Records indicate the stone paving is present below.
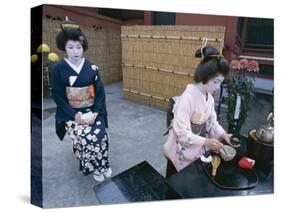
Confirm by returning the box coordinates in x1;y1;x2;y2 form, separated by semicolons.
42;82;168;208
40;82;273;208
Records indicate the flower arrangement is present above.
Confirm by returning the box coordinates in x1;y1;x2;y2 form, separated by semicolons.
31;43;59;65
31;43;60;97
226;58;259;134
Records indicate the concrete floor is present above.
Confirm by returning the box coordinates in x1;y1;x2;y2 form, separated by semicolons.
42;82;168;208
40;82;273;208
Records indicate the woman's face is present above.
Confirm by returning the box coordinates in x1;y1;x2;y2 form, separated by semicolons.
203;74;224;94
65;40;83;62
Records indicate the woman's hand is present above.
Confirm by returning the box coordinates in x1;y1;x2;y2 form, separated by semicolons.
204;138;223;152
220;133;240;148
74;112;85;125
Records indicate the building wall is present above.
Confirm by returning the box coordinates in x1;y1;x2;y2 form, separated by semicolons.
43;5;122;30
42;5;122;85
143;12;238;61
44;5;273;87
176;13;239;61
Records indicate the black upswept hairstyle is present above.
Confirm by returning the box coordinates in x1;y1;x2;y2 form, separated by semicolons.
55;20;88;51
194;46;229;84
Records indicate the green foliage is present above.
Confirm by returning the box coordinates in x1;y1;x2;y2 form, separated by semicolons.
227;72;255;133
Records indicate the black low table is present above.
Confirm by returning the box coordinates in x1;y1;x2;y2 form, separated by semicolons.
201;153;258;190
166;135;273;198
94;161;181;204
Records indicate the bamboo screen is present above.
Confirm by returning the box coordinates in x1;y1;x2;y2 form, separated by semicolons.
42;17;122;85
121;25;225;109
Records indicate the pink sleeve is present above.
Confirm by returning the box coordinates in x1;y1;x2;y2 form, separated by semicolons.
172;91;206;158
207;98;226;140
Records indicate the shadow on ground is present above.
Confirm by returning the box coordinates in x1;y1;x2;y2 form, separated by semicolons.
40;82;273;208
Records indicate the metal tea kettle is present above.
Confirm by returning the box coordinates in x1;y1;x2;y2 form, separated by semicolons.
256;112;274;144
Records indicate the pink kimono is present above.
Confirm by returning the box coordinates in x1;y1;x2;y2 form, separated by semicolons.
163;84;225;171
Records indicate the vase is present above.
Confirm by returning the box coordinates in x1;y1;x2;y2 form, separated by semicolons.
228;122;242;135
227;94;243;134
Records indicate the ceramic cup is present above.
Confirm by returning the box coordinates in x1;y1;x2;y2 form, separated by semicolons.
220;145;237;161
231;136;241;145
238;156;255;169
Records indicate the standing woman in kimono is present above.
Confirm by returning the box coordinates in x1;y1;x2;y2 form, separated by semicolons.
52;20;111;182
164;46;238;177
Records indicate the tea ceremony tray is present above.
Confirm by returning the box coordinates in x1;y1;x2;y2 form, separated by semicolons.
201;153;258;190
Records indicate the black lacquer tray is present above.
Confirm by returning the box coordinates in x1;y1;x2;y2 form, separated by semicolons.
201;153;258;190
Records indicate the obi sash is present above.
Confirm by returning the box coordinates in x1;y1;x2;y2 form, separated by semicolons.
190;122;206;136
66;85;95;108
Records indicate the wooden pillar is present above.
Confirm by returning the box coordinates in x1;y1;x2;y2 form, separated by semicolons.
143;11;153;25
223;16;239;61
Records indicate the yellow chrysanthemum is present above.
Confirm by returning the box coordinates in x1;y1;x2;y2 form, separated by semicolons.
36;43;50;53
31;54;38;63
48;52;59;62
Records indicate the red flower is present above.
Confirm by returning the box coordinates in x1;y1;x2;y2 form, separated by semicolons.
248;60;259;73
230;60;240;70
239;59;249;70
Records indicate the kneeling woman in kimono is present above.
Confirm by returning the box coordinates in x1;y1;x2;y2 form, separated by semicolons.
52;20;111;182
164;46;238;177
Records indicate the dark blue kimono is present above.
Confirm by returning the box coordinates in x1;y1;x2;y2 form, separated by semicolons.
52;59;108;140
52;59;109;175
